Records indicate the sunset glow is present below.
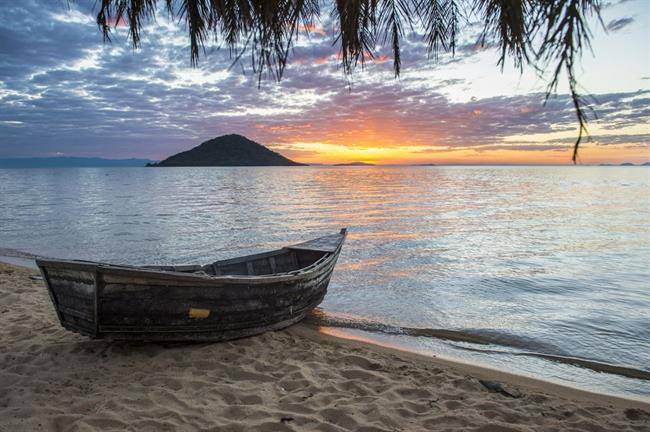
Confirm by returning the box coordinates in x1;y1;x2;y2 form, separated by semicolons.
271;141;648;166
267;119;650;165
0;1;648;165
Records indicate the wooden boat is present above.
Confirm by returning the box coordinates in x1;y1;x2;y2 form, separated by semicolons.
36;228;347;341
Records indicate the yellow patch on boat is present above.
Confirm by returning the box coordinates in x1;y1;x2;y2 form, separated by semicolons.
189;308;210;319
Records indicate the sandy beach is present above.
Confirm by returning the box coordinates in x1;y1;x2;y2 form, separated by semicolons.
0;261;648;432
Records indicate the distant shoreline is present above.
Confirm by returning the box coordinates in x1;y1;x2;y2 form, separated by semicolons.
0;157;155;168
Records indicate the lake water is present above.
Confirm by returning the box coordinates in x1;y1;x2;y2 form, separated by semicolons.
0;166;648;399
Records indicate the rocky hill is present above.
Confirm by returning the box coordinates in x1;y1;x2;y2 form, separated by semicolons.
148;134;303;167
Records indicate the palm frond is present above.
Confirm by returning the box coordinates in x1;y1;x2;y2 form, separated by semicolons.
416;0;459;59
534;0;601;162
475;0;530;70
377;0;412;76
334;0;378;74
91;0;604;162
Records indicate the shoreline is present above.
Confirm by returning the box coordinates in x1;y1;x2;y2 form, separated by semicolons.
304;311;650;383
296;326;649;410
1;257;649;408
1;260;648;430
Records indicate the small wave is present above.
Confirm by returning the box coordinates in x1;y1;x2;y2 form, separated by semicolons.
0;248;39;259
306;309;650;381
454;345;650;381
306;309;559;351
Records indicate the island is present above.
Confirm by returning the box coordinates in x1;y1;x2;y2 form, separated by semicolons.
333;161;375;166
147;134;304;167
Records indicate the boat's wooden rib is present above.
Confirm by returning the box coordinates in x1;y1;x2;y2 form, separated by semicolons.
36;228;347;341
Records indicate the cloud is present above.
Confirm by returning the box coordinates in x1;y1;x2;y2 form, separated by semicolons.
606;17;635;32
0;0;647;162
472;144;568;152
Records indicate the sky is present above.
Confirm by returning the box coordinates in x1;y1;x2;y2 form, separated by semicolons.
0;0;648;165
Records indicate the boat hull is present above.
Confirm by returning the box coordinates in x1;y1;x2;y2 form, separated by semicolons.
37;230;345;341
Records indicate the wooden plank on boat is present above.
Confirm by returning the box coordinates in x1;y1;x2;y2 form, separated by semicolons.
287;233;344;253
100;288;327;333
94;269;102;336
46;268;95;284
213;249;285;266
173;264;203;272
59;305;95;321
268;256;277;273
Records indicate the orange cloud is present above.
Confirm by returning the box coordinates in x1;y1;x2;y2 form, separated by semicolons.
249;88;649;166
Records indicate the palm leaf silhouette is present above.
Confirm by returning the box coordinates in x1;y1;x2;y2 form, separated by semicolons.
93;0;604;162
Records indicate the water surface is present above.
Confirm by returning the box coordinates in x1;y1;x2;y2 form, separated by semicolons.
0;166;648;398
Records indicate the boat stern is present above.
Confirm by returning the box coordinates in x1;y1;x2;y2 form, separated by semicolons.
36;258;100;337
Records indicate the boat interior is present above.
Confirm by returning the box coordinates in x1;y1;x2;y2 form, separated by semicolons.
142;230;345;277
208;247;329;276
144;247;329;277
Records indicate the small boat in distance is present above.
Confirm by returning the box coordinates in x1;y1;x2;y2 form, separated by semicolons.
36;229;347;341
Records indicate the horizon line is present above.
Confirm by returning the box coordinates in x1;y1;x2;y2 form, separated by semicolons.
0;155;647;168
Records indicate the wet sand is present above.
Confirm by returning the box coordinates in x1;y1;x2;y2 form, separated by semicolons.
0;261;648;431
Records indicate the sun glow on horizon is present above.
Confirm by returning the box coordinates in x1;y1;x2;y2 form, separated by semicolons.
272;138;650;166
261;91;650;166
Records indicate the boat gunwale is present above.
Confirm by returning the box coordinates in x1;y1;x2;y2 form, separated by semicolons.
35;229;347;285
